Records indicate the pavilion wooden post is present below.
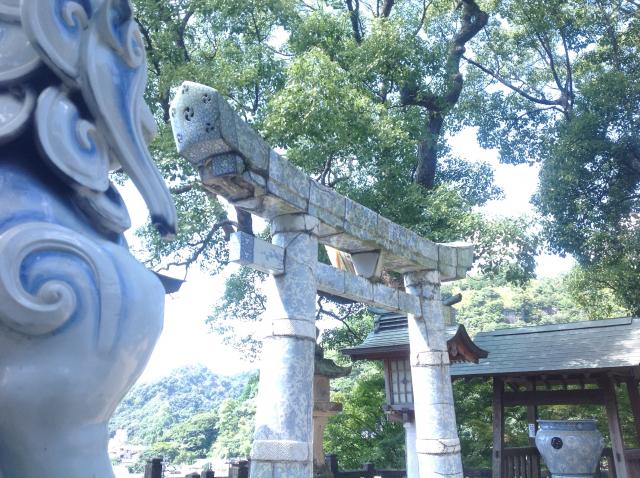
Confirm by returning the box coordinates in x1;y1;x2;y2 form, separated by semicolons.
601;377;630;478
525;381;538;448
525;381;540;478
625;378;640;445
492;377;504;478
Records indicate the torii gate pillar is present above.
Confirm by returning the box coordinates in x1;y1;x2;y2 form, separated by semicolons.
404;270;462;477
250;214;319;478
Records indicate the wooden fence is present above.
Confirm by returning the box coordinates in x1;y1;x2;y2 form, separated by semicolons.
625;448;640;477
463;468;492;478
325;454;492;478
325;455;405;478
143;447;631;478
227;460;249;478
143;458;217;478
501;447;541;478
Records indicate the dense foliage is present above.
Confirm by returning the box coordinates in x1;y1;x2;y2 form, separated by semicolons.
447;272;628;335
325;364;405;469
109;366;247;446
462;0;640;313
130;0;542;313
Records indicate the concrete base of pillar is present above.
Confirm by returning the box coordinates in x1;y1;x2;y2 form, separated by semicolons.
250;461;312;478
417;454;463;478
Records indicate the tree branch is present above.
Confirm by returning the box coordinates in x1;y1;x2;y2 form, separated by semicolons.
156;220;237;274
463;55;562;106
176;5;196;62
412;0;432;36
400;87;445;111
403;0;488;190
170;183;195;195
316;297;365;343
559;28;574;110
381;0;394;18
535;33;564;93
136;18;161;76
252;83;261;115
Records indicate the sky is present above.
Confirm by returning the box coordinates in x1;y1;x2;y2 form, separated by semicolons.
120;127;575;383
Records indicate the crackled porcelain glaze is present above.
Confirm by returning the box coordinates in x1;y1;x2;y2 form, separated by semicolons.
535;420;605;478
0;1;175;477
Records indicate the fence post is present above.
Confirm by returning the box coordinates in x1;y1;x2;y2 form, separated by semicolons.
144;457;163;478
238;460;250;478
363;463;375;478
325;454;339;476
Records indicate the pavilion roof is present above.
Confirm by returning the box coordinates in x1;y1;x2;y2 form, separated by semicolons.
342;315;640;378
342;313;488;363
452;316;640;378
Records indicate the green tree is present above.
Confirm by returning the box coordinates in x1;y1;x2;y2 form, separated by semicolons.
453;378;493;469
164;411;219;463
325;365;405;469
131;0;292;273
211;373;259;458
462;0;639;313
208;267;267;361
457;286;507;333
564;266;632;320
129;0;540;285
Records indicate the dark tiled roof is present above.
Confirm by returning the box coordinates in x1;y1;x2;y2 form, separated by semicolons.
342;313;487;362
452;317;640;377
342;314;412;355
342;315;640;377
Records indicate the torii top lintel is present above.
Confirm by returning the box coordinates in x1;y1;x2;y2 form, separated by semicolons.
170;81;473;281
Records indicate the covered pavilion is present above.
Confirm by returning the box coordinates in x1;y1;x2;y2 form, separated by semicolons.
343;315;640;478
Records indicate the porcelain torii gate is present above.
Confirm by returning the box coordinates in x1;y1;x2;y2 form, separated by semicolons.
171;82;474;478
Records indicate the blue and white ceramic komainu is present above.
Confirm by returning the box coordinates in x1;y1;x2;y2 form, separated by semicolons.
0;1;176;477
535;419;605;478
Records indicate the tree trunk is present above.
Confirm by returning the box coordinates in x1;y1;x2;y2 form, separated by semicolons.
401;0;488;191
415;114;444;189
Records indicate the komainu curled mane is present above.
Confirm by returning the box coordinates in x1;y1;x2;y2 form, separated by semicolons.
0;2;175;477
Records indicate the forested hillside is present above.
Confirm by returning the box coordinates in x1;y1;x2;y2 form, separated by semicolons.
109;365;252;454
448;273;628;335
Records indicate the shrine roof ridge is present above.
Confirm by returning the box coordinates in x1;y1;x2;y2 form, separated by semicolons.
474;316;633;336
170;81;473;280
